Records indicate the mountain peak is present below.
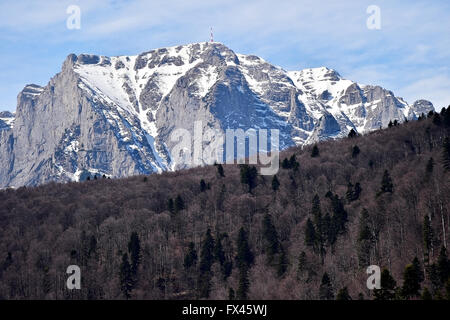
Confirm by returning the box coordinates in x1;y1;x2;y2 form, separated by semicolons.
0;110;15;130
291;67;342;82
20;84;44;98
0;111;14;118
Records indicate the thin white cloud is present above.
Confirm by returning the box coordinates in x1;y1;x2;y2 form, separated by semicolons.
0;1;105;30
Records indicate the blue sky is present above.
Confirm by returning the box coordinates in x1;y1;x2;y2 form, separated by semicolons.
0;0;449;112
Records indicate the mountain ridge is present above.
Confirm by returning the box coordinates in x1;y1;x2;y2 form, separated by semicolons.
0;42;434;187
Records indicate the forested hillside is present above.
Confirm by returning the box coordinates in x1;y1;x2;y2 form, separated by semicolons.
0;108;449;300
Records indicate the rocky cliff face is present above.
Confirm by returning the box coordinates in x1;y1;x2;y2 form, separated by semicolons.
0;42;434;187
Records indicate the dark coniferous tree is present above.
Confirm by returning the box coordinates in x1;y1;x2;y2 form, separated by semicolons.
183;242;198;269
426;157;434;174
441;106;450;126
199;229;215;272
262;214;280;264
352;145;360;158
42;266;51;295
357;209;372;267
304;218;316;248
374;269;397;300
200;179;207;192
445;279;450;300
432;113;442;125
423;215;433;263
119;253;133;299
427;263;441;293
311;145;319;157
214;235;225;266
346;182;361;202
330;194;348;235
128;232;141;277
421;287;432;300
323;212;336;246
336;287;352;300
277;244;288;277
346;182;354;202
401;263;421;299
198;229;215;298
353;183;362;200
167;198;174;213
216;184;226;211
236;228;254;269
311;194;322;225
289;154;299;171
236;228;253;300
228;288;235;300
348;129;357;138
89;235;97;258
217;163;225;177
443;137;450;171
174;195;185;213
1;252;12;275
271;175;280;191
412;257;424;284
319;272;334;300
215;233;233;280
237;265;250;300
379;170;394;194
240;165;258;193
437;246;450;285
281;158;290;169
310;194;326;258
297;251;307;276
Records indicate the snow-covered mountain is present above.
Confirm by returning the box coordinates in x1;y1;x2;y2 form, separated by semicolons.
0;42;433;187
